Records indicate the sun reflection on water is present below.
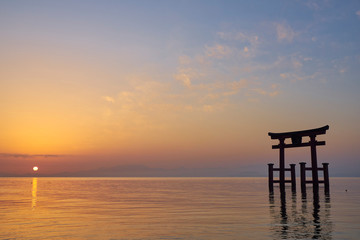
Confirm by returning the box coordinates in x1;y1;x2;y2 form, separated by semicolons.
32;178;37;209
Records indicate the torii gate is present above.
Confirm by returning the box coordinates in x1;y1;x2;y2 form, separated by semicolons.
268;125;330;194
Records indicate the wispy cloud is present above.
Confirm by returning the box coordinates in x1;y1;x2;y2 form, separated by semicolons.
102;96;115;103
339;68;347;74
174;72;192;89
217;31;259;45
0;153;66;158
251;84;279;97
171;30;286;109
279;72;320;82
229;79;248;91
202;105;215;113
305;0;320;10
222;79;248;96
275;22;296;42
217;31;259;58
292;58;303;69
356;10;360;17
304;0;332;11
107;24;312;123
205;44;231;58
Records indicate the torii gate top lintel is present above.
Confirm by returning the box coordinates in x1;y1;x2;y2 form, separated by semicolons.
268;125;329;149
268;125;329;139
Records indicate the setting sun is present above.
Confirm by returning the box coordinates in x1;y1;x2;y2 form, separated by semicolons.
33;166;38;172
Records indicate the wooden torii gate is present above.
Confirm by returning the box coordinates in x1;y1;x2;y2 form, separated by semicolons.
268;125;330;194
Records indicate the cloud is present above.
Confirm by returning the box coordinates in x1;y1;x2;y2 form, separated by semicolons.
279;72;320;82
254;54;311;75
102;96;115;103
205;44;231;58
184;105;193;111
275;22;296;42
217;31;259;58
201;102;228;113
292;58;303;69
250;84;280;98
304;0;332;11
357;10;360;17
305;1;320;10
203;105;214;112
217;32;259;45
280;73;288;79
174;72;192;89
101;79;183;135
252;88;279;97
115;80;186;115
178;55;192;65
222;80;247;96
0;153;65;158
229;79;248;91
171;29;294;109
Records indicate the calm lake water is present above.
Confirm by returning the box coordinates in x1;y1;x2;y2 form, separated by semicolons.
0;177;359;239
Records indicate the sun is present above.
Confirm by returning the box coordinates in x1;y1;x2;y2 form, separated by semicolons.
33;166;39;172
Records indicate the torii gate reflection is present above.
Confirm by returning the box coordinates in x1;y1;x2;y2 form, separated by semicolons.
268;125;330;194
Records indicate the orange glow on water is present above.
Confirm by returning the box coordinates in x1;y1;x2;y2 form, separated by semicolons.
31;178;37;209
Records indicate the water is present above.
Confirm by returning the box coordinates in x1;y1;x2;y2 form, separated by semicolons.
0;177;359;239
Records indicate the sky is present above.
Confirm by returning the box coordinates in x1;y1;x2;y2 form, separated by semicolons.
1;0;360;176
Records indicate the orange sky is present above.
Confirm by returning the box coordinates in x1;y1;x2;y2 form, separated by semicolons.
1;1;360;176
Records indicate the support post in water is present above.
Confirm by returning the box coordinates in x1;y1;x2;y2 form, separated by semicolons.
310;135;319;194
323;163;330;194
300;162;306;194
267;125;330;194
268;163;274;193
290;164;296;193
279;138;285;192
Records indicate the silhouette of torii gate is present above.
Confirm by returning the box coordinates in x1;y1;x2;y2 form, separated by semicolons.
268;125;330;194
